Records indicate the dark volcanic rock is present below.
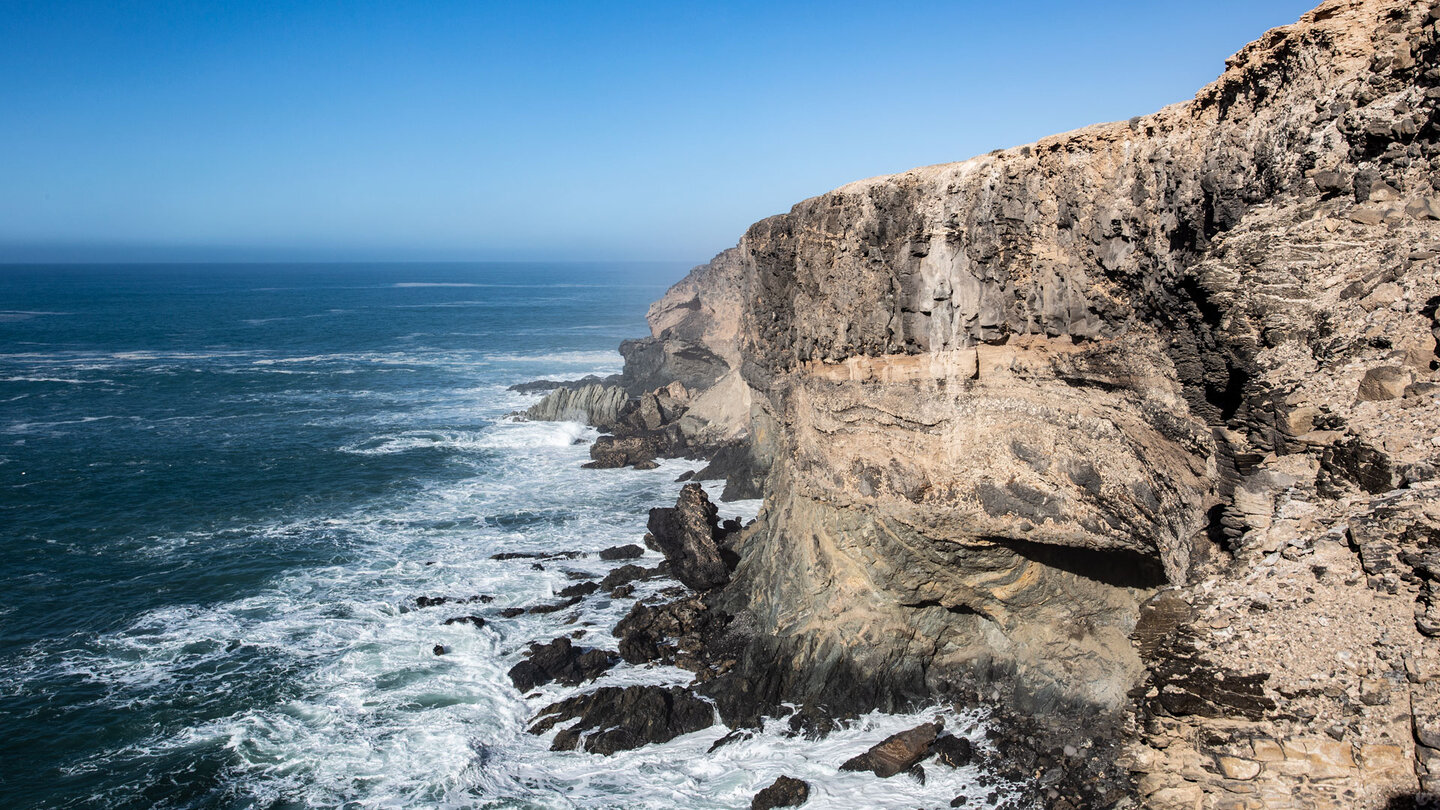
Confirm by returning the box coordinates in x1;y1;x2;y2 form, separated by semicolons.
600;564;653;590
839;721;943;778
646;484;732;590
498;607;526;618
528;596;583;614
750;775;810;809
507;374;616;395
930;734;974;768
694;440;769;501
506;637;615;691
529;685;715;754
613;594;729;667
598;544;645;560
414;595;487;609
442;615;486;628
557;581;599;598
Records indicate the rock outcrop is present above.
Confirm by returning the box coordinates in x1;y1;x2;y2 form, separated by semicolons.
528;685;715;754
598;0;1440;806
519;382;629;427
645;483;736;590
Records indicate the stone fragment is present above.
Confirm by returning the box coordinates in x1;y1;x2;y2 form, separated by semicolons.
1358;366;1413;401
1408;196;1440;220
1349;207;1386;225
1312;169;1346;194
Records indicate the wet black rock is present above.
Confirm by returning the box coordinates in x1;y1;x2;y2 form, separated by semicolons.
600;563;652;590
432;645;447;655
498;607;526;618
414;595;488;609
646;484;732;590
507;374;617;395
527;596;582;614
442;615;486;628
557;581;599;598
692;440;769;501
930;734;974;768
529;685;715;754
491;551;583;561
838;721;942;778
609;583;636;599
613;594;730;668
598;544;644;560
506;637;615;691
708;728;754;753
750;775;810;809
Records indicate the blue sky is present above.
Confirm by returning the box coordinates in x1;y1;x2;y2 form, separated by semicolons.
1;1;1319;264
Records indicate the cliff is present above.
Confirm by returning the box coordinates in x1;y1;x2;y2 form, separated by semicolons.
603;0;1440;806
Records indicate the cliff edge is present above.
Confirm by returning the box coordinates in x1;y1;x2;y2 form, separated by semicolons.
607;1;1440;806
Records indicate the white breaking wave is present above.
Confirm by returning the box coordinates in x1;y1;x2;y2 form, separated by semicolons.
0;369;1021;808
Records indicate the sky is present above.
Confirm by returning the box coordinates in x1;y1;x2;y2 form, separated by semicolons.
0;0;1321;265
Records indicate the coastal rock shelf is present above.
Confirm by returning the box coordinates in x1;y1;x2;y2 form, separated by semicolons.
511;0;1440;806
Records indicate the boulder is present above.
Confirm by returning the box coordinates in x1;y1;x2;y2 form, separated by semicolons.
529;685;715;754
839;721;943;778
1357;365;1412;401
750;775;810;809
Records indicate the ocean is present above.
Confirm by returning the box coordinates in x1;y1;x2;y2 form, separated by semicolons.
0;264;1004;809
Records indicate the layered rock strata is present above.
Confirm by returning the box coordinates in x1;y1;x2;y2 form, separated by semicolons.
564;0;1440;806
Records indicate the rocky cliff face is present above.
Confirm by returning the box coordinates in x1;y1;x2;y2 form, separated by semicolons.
614;0;1440;806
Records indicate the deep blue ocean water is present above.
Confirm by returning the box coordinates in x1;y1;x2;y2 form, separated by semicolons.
0;264;1007;810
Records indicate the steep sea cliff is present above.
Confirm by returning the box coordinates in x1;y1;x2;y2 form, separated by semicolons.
536;1;1440;806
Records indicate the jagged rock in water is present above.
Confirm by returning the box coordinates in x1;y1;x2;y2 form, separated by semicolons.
599;563;654;590
519;383;629;427
839;721;943;778
528;685;714;754
508;374;617;395
598;543;644;560
749;775;810;809
613;593;728;667
556;581;598;598
645;483;733;590
929;734;973;768
506;637;614;691
441;615;486;628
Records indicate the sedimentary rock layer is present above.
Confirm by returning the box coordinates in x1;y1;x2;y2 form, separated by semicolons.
610;0;1440;805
